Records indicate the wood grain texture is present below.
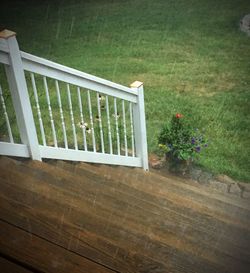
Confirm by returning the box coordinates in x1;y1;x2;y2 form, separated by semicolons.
0;156;249;273
0;29;16;39
0;220;116;273
0;255;34;273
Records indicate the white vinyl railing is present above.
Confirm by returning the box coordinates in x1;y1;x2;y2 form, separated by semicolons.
0;29;148;170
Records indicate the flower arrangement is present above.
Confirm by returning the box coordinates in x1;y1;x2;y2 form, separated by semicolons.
158;113;208;161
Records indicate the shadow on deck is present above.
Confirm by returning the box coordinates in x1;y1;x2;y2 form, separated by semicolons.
0;156;249;273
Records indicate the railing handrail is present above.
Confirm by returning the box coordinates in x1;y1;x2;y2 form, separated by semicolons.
21;51;138;103
0;37;138;103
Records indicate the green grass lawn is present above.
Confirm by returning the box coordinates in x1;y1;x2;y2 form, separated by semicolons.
1;0;250;181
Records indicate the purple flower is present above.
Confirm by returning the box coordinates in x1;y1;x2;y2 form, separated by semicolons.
195;146;201;152
191;137;196;144
204;143;208;147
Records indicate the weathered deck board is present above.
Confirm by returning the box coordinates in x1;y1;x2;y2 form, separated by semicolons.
0;220;117;273
0;156;249;273
0;255;34;273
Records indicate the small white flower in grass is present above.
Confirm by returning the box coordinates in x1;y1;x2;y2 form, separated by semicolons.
112;113;120;119
86;127;92;134
78;122;88;128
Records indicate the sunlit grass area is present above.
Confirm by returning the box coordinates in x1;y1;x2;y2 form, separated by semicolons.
0;0;250;181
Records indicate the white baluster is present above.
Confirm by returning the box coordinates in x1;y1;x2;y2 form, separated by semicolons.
96;93;105;153
77;87;87;151
55;80;68;149
105;95;113;154
114;98;120;155
129;102;135;157
30;73;46;146
66;84;78;150
0;83;14;143
87;90;96;152
43;76;57;147
122;100;128;156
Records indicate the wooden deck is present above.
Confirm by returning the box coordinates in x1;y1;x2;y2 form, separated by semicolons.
0;156;249;273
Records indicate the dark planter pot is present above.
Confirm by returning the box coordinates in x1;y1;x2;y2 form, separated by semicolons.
166;153;192;176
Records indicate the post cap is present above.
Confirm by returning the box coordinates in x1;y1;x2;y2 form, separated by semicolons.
0;29;16;39
130;81;143;88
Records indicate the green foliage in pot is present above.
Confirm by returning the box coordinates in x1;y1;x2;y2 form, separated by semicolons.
158;113;208;161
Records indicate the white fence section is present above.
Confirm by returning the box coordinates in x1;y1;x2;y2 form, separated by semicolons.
0;30;148;170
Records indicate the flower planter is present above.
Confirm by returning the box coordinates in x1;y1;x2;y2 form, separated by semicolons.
158;113;208;177
166;154;192;176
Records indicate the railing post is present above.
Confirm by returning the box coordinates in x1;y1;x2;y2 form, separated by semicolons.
130;81;148;171
0;30;41;160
